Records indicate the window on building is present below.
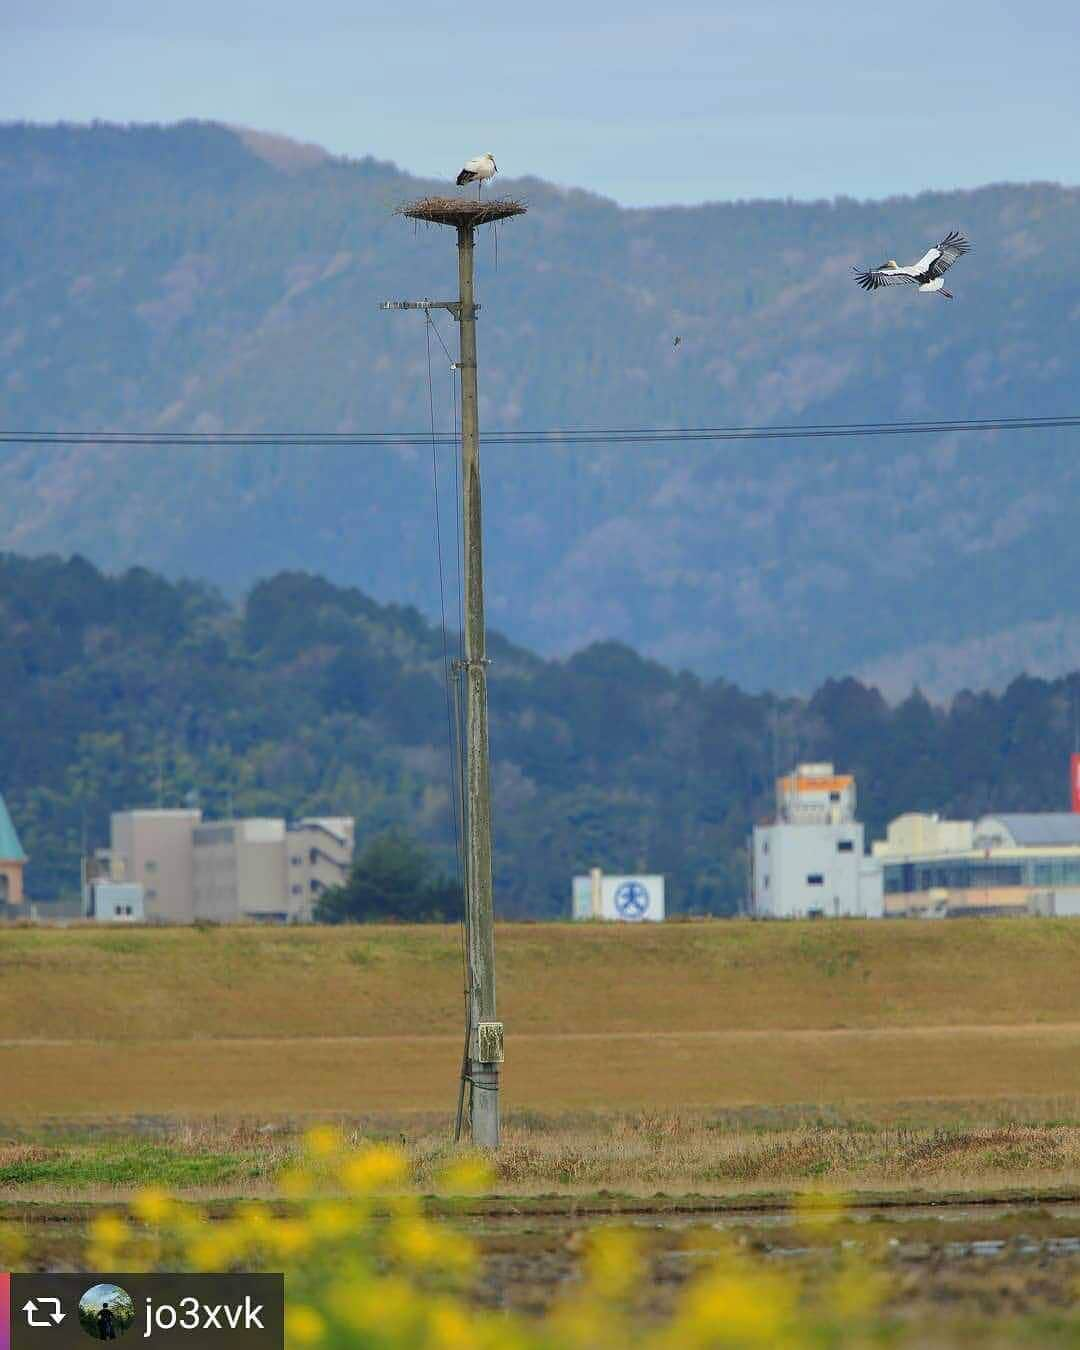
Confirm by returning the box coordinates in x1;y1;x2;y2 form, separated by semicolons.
807;874;824;886
829;791;840;802
290;855;303;866
763;875;770;888
291;885;302;895
146;889;157;900
145;861;158;873
310;879;323;893
837;840;854;853
762;841;769;855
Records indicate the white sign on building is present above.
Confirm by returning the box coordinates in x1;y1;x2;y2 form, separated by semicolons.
572;869;665;922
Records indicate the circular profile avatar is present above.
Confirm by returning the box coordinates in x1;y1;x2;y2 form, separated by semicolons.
79;1284;135;1341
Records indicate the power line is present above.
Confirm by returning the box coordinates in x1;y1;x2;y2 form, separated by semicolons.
1;412;1079;449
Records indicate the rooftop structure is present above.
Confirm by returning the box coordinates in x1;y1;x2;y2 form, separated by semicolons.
776;763;856;826
753;765;882;919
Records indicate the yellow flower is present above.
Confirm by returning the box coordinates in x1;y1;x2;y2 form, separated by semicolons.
188;1230;240;1272
391;1216;443;1265
582;1228;642;1301
827;1257;889;1320
278;1166;313;1200
425;1300;474;1350
308;1200;356;1239
329;1274;417;1337
339;1143;408;1194
269;1219;312;1259
285;1304;325;1346
389;1215;472;1273
89;1213;129;1249
304;1124;345;1159
235;1201;274;1241
436;1154;495;1195
0;1227;26;1266
678;1269;797;1346
131;1186;174;1224
793;1188;846;1231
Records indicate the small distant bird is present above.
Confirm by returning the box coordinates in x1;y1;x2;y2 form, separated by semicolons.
853;230;971;300
673;335;682;349
456;153;498;199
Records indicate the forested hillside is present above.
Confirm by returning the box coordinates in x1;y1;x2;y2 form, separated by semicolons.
2;121;1080;695
3;553;1078;914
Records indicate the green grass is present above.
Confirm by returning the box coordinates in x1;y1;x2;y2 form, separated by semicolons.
0;1141;265;1189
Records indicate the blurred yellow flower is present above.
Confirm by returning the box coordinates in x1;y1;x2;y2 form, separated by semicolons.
793;1189;846;1231
329;1274;416;1337
269;1219;313;1259
308;1200;355;1240
304;1124;345;1159
437;1154;495;1195
425;1300;473;1350
678;1269;797;1346
235;1201;274;1240
284;1304;325;1346
827;1257;889;1320
131;1187;174;1224
278;1166;313;1200
89;1213;129;1248
188;1230;240;1272
340;1143;408;1194
582;1228;642;1301
0;1226;26;1266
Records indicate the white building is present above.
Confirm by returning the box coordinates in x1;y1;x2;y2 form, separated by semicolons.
751;763;883;918
85;881;145;922
572;868;665;921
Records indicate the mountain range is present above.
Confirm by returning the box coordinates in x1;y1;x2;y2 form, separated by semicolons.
2;120;1079;696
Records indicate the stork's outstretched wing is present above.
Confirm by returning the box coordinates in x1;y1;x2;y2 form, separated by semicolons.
911;231;971;276
852;266;919;291
928;230;970;277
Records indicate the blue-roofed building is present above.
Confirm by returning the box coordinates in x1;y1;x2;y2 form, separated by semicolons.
874;809;1080;918
0;791;27;908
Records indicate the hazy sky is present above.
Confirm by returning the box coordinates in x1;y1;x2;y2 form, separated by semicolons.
3;0;1077;206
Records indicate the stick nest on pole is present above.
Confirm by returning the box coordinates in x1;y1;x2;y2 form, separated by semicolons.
398;196;527;228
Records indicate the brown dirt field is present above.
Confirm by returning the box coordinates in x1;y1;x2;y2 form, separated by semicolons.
4;920;1080;1119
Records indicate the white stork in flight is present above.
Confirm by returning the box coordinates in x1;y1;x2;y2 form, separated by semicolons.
853;231;971;299
456;153;497;199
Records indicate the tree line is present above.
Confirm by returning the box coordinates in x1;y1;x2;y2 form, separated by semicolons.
2;552;1078;917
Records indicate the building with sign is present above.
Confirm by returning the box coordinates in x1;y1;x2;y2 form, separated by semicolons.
751;763;883;918
572;868;665;922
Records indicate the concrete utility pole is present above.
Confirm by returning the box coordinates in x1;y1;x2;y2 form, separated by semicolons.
383;193;525;1148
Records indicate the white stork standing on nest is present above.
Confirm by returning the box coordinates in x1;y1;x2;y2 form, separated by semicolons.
853;231;971;299
456;152;497;199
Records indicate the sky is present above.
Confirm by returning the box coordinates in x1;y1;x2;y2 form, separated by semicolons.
2;0;1078;207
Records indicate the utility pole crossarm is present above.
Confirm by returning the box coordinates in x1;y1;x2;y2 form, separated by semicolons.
378;300;480;317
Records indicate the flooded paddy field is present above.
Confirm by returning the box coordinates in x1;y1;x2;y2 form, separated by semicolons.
11;1195;1080;1326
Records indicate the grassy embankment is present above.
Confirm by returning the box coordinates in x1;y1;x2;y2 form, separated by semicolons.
5;920;1080;1199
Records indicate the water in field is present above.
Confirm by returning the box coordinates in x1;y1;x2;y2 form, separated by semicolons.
10;1199;1080;1320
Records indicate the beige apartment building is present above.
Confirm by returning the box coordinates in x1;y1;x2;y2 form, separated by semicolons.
109;809;354;923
